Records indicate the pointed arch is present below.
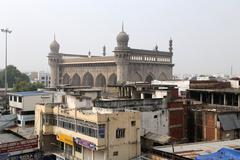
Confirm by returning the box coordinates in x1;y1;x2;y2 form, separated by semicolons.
108;73;117;85
71;73;81;86
133;71;143;82
159;72;168;81
145;74;154;83
95;73;106;87
63;73;70;85
82;72;94;87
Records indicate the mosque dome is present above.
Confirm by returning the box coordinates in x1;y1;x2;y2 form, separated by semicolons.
116;31;129;44
50;39;60;53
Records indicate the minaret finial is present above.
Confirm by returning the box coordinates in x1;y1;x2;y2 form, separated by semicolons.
169;37;173;53
122;21;124;32
88;50;91;58
103;45;106;56
54;33;56;41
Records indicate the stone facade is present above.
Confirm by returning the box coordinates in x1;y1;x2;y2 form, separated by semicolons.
48;27;174;87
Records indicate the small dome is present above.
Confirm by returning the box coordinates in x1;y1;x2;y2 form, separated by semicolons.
50;39;60;53
116;31;129;43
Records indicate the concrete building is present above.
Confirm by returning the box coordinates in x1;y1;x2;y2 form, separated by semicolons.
186;104;240;142
95;83;186;146
34;91;141;160
48;26;174;88
8;91;53;126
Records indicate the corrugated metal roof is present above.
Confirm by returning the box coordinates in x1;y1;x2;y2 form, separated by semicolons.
218;113;240;131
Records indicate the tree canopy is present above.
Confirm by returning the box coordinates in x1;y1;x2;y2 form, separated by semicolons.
13;81;44;92
0;65;29;88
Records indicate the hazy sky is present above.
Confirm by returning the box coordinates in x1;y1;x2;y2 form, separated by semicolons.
0;0;239;75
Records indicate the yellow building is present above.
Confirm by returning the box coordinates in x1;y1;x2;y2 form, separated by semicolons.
35;104;141;160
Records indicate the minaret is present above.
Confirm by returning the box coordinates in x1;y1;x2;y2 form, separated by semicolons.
48;35;61;88
114;23;130;82
169;38;173;53
103;45;106;56
88;50;91;57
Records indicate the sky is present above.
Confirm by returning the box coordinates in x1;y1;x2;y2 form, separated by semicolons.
0;0;239;75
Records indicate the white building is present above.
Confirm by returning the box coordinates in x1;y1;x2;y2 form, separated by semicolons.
28;71;51;87
8;91;53;126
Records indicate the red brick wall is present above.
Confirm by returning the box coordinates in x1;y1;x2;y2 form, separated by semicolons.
168;101;184;140
205;112;216;141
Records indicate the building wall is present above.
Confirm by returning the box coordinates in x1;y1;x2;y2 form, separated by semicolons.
168;102;184;140
128;63;172;81
204;112;217;141
141;109;169;136
23;95;52;111
60;64;117;86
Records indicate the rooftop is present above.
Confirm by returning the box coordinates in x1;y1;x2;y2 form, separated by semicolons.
188;88;240;94
8;91;51;97
154;139;240;159
5;126;36;139
0;133;23;144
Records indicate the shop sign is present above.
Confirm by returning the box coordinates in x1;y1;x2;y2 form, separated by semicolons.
74;137;96;150
57;134;73;145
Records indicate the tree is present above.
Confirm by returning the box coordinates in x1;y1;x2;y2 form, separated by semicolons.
13;81;44;92
0;65;29;88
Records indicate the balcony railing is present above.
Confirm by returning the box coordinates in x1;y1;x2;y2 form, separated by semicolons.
95;98;163;108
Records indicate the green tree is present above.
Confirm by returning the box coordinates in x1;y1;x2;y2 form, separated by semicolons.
0;65;29;88
13;81;44;92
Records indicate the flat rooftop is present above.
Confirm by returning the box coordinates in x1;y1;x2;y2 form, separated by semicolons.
6;126;36;139
188;88;240;94
154;139;240;159
0;133;23;144
8;91;51;97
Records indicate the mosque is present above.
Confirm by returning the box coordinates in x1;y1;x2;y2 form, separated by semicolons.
48;26;174;88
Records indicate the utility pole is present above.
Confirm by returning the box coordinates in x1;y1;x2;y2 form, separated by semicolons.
1;28;12;95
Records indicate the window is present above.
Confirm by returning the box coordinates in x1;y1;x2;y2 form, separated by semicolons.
65;144;73;155
98;124;105;138
25;120;34;125
116;128;125;138
154;115;158;118
10;96;12;101
75;145;82;153
17;120;21;124
18;97;22;103
14;96;17;102
113;151;118;156
131;121;136;126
